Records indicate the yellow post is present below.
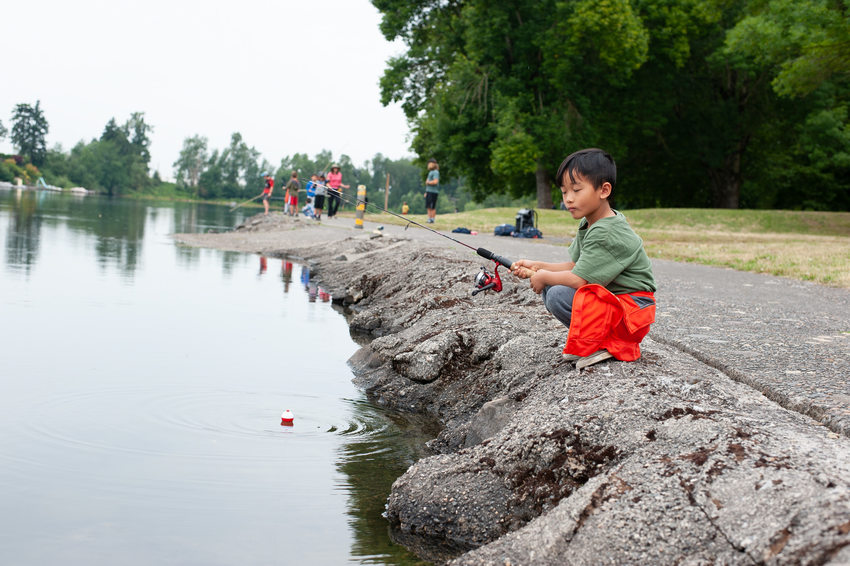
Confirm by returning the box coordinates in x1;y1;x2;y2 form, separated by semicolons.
384;172;390;211
355;184;366;229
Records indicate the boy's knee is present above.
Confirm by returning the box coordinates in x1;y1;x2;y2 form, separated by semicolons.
543;285;576;326
544;285;576;307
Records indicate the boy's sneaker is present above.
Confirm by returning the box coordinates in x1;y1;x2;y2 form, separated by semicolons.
562;353;581;362
575;349;613;370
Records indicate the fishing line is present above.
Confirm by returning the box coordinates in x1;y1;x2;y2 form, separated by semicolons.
317;181;479;252
319;182;516;293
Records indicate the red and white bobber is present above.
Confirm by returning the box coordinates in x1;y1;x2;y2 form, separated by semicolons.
280;409;294;426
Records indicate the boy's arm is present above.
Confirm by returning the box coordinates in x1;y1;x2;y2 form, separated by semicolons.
529;269;587;293
510;259;575;278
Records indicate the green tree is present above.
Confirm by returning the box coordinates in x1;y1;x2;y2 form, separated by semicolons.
220;133;261;198
374;0;648;208
0;118;7;141
126;112;153;166
374;0;849;210
195;133;262;198
277;152;320;180
198;149;224;198
96;118;136;195
715;0;850;210
59;114;155;196
173;135;209;193
722;0;850;98
10;101;49;166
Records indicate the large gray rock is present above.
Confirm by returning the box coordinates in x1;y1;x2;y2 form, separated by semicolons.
464;397;518;448
323;237;850;565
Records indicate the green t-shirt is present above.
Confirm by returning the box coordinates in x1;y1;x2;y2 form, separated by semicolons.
425;170;440;193
568;211;656;295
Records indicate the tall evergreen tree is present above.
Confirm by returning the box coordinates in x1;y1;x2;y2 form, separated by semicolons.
10;101;49;166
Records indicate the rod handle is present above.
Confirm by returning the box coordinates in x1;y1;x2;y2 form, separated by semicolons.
476;247;513;269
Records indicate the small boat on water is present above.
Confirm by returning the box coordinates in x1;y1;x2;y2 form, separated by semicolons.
68;187;90;195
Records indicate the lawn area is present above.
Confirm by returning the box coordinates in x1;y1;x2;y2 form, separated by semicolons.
366;207;850;289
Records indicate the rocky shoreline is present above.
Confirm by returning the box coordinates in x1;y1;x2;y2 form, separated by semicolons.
176;214;850;565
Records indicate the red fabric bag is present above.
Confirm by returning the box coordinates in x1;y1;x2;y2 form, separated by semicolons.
563;284;656;361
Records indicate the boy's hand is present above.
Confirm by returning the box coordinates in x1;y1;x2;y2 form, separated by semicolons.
510;259;538;279
529;270;549;294
512;266;536;279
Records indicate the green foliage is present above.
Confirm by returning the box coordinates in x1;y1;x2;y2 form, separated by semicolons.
722;0;850;97
10;101;49;166
0;157;40;184
196;133;262;199
557;0;649;78
373;0;655;208
373;0;850;211
0;118;7;140
126;112;153;165
0;159;19;183
129;180;185;199
35;112;156;196
173;135;209;192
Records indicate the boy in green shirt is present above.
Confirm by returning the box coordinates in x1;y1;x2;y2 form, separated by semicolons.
511;148;657;369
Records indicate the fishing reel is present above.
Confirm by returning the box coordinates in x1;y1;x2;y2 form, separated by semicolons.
472;264;504;296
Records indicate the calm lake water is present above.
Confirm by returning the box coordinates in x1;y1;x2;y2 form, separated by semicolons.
0;189;431;565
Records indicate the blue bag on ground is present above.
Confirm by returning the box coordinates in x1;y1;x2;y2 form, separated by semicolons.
452;227;472;234
512;226;543;238
494;223;514;236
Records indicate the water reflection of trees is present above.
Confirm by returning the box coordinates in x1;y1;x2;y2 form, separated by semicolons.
87;198;146;275
4;190;42;274
336;400;437;566
4;191;248;276
171;201;247;235
172;202;248;275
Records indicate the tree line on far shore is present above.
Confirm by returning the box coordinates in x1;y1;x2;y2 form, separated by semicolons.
0;102;480;214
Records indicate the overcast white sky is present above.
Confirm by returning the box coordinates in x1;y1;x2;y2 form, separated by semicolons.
0;0;412;179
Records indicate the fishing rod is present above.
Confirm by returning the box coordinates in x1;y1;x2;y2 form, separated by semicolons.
315;182;515;296
229;193;264;211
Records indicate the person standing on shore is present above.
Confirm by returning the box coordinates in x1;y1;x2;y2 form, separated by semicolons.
424;158;439;223
285;171;300;217
313;172;327;221
262;173;273;216
326;164;349;218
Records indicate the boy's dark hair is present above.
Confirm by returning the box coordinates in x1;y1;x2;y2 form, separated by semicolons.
556;148;616;191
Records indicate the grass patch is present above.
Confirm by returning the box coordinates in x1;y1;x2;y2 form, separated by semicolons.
364;207;850;289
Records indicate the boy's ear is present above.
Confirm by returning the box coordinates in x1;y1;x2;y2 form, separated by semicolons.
599;181;612;199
